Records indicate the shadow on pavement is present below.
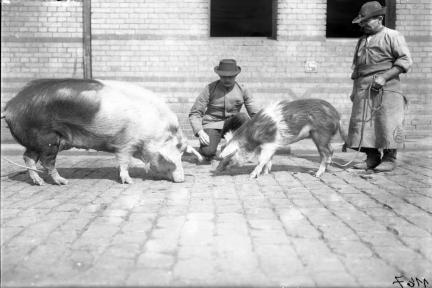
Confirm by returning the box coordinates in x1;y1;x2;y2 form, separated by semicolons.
211;164;313;177
181;155;200;164
6;166;176;185
299;154;358;168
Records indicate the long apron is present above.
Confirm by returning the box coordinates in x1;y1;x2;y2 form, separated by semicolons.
347;74;406;149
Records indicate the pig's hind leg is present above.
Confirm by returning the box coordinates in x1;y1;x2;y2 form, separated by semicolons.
310;131;333;178
23;150;44;185
263;160;273;175
39;145;68;185
250;143;277;178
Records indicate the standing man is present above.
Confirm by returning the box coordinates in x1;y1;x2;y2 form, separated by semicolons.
189;59;259;161
347;1;413;172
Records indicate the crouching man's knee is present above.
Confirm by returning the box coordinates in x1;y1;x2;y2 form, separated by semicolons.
199;145;218;159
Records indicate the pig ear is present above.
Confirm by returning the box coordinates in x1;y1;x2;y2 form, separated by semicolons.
219;141;238;159
224;130;234;142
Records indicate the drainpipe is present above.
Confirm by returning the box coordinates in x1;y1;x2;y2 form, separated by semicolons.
83;0;92;79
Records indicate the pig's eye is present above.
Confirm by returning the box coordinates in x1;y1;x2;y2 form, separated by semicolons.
176;143;182;149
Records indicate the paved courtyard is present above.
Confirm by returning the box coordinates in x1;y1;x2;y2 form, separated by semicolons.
1;145;431;287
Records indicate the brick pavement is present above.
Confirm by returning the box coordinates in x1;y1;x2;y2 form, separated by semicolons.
1;146;431;287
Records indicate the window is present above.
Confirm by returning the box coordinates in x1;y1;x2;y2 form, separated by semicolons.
210;0;276;38
326;0;395;38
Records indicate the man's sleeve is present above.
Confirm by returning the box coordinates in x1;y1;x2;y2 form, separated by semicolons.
189;86;210;136
351;38;362;70
392;32;413;73
243;89;260;118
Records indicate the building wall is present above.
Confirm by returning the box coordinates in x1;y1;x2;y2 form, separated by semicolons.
1;0;431;147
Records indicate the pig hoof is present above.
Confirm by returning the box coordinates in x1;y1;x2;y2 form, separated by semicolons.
249;171;259;179
121;176;134;184
53;176;69;185
31;176;45;186
263;161;272;174
314;171;323;178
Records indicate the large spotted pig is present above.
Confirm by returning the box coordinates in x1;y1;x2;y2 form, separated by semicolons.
217;99;347;178
2;79;201;185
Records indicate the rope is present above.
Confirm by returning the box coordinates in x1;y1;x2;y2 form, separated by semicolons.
1;156;44;173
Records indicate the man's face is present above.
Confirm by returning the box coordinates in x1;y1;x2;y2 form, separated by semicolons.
219;75;237;88
358;16;382;34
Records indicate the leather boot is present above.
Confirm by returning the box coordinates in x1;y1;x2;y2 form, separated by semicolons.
353;148;381;170
374;149;397;172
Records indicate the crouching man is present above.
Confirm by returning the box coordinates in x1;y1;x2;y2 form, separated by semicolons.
189;59;259;162
347;1;413;172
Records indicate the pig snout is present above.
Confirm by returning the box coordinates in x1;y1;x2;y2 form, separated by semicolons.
152;150;185;182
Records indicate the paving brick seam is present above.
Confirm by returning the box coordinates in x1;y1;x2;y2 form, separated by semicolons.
232;176;272;284
169;194;191;284
288;173;371;285
2;187;78;245
4;207;79;276
147;186;188;284
293;171;407;271
361;188;432;234
71;186;139;281
51;184;122;277
271;174;355;286
331;176;432;271
313;195;405;277
352;180;432;236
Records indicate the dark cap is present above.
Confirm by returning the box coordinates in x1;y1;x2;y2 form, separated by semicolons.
352;1;386;24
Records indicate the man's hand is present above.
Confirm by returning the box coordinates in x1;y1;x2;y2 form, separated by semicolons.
372;66;403;90
372;75;386;90
198;130;210;146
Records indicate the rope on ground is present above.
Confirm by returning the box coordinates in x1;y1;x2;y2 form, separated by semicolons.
1;156;44;173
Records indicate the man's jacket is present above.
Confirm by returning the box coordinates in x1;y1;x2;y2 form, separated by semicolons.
189;80;259;135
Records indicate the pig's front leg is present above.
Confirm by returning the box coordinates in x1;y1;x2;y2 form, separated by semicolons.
119;164;133;184
116;151;133;184
250;144;277;178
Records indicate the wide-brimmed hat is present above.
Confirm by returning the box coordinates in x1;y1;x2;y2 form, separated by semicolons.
352;1;386;24
214;59;241;76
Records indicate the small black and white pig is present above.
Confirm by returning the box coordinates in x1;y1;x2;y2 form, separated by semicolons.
217;99;347;178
